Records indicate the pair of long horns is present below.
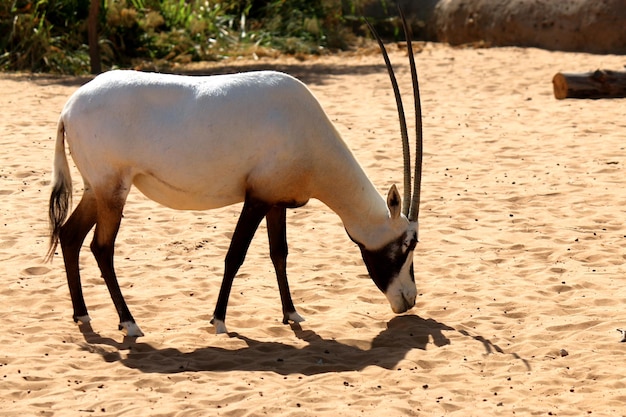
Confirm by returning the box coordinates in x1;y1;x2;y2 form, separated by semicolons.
366;8;423;223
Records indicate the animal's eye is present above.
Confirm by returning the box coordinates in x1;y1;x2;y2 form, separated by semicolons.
402;231;418;253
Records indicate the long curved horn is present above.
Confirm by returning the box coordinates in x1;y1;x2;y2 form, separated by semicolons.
398;8;423;223
365;18;412;218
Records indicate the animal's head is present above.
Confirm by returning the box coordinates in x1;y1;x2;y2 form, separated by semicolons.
356;185;418;313
363;9;423;314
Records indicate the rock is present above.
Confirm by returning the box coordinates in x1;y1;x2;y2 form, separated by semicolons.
432;0;626;54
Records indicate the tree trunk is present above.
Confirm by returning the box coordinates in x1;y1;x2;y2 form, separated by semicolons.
88;0;101;74
553;70;626;99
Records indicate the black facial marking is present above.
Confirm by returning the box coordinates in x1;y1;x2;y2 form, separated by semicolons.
356;231;417;293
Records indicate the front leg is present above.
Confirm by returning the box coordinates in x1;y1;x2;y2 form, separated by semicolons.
266;206;304;325
212;197;271;334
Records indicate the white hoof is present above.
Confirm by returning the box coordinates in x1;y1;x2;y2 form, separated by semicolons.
213;319;228;335
120;321;144;337
287;311;305;323
75;315;91;324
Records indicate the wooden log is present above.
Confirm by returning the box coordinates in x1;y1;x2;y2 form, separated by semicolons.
553;69;626;99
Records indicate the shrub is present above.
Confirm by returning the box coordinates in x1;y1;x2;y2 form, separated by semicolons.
0;0;397;74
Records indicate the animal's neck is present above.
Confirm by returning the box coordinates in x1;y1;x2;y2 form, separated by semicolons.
313;144;393;250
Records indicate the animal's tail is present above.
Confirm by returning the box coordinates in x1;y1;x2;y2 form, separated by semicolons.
46;117;72;262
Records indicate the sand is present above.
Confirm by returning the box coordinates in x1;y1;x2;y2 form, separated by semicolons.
1;44;626;416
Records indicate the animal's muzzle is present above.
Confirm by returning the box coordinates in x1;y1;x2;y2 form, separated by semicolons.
391;294;416;314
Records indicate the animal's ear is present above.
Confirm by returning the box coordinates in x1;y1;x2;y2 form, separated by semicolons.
387;184;402;219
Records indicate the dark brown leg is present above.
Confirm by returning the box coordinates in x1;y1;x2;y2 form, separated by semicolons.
89;186;143;336
211;196;271;334
266;206;303;324
59;191;97;323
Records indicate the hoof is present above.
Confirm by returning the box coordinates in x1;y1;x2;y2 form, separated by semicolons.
212;319;228;335
119;321;144;337
74;315;91;324
283;311;305;324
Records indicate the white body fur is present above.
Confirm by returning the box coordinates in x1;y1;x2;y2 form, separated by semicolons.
58;70;412;250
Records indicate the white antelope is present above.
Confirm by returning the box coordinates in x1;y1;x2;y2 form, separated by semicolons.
47;14;423;337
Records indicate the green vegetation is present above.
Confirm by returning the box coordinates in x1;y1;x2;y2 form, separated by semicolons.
0;0;401;74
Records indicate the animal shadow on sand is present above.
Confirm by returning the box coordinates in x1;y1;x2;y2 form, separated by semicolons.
78;315;530;375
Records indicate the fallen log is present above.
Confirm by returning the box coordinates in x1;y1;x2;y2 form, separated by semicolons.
553;69;626;99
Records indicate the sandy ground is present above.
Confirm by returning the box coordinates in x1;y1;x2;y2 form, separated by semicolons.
1;44;626;416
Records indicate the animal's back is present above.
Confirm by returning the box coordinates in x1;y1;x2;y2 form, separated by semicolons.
60;70;345;210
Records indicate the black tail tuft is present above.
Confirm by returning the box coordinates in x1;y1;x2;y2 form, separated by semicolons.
46;174;71;262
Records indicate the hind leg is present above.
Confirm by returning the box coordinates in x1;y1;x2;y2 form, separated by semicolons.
59;189;97;324
90;183;143;337
266;206;304;325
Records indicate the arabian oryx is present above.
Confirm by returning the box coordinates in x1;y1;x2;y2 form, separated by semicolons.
47;13;424;337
